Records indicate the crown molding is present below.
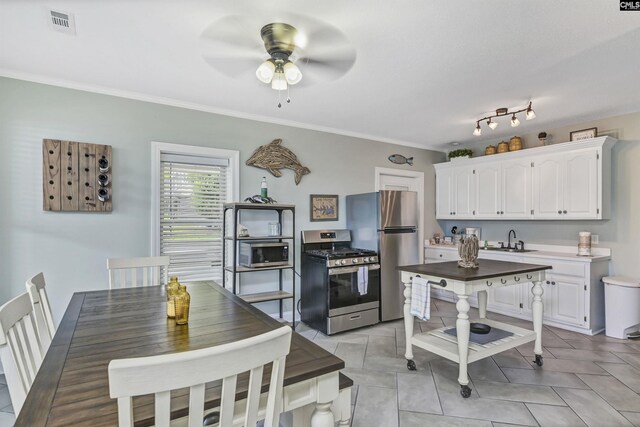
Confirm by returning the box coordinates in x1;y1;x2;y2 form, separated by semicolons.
0;69;433;151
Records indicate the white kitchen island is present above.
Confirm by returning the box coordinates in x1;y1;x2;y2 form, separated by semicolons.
397;259;551;397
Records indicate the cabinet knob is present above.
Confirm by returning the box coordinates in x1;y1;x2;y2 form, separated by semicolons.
546;280;550;284
501;211;504;214
558;210;562;214
439;254;443;257
563;210;567;214
497;211;500;214
552;281;556;285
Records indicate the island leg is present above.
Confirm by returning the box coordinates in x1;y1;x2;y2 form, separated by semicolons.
403;275;416;371
456;293;472;398
532;280;544;367
477;290;487;319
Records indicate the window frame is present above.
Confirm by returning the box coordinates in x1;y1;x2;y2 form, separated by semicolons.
150;141;239;258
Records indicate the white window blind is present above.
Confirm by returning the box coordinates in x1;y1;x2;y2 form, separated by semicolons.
159;153;229;282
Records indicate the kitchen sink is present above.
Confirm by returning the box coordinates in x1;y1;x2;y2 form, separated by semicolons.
481;247;538;253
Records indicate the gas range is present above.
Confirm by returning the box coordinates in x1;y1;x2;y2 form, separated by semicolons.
300;229;381;334
305;248;379;267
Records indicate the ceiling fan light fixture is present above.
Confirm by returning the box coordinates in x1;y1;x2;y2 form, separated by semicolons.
256;60;275;84
271;71;288;91
283;61;302;85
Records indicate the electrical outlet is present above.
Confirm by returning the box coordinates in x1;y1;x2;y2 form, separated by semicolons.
591;234;599;245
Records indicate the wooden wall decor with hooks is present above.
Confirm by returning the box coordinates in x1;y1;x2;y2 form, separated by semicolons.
43;139;112;212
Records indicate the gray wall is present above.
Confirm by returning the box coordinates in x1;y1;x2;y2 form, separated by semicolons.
0;77;444;321
440;111;640;278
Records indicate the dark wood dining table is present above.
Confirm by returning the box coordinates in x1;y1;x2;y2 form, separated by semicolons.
15;281;349;427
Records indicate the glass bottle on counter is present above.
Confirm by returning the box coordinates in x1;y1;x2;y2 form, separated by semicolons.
174;284;191;325
166;276;181;318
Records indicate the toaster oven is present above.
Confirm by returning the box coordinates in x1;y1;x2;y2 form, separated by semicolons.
239;242;289;268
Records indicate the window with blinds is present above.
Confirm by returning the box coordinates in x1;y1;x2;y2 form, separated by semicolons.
159;153;229;282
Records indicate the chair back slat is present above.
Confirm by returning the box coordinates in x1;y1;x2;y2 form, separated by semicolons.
108;325;292;427
26;273;56;351
0;292;47;415
188;383;205;427
155;390;171;427
244;365;264;426
107;256;170;289
264;356;286;427
219;375;238;426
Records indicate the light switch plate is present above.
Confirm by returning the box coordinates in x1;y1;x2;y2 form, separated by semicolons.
591;234;599;244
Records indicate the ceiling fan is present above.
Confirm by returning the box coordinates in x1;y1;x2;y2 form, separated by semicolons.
200;14;356;107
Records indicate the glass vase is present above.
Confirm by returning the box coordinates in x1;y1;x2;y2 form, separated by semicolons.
166;276;180;318
174;285;191;325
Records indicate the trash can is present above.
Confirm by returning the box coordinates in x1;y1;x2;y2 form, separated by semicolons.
603;276;640;339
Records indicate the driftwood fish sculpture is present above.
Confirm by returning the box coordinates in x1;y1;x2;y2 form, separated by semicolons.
246;139;310;185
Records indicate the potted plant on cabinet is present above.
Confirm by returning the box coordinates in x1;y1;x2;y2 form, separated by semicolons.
448;148;473;161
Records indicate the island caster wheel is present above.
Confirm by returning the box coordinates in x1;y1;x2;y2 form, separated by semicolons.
407;360;417;371
533;354;543;367
460;385;472;398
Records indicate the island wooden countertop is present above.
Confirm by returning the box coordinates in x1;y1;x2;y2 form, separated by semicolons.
397;259;551;282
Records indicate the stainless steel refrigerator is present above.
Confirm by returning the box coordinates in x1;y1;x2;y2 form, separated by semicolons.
346;190;419;321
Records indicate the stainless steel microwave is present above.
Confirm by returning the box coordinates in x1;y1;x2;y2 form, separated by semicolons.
239;242;289;268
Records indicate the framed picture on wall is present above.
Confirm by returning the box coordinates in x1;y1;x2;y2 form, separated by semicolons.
570;127;598;141
310;194;339;222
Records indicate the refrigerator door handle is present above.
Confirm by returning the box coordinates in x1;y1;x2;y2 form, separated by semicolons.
379;227;417;234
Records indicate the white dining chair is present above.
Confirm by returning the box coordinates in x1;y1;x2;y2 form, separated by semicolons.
107;256;170;289
25;272;56;350
0;292;47;416
108;325;292;427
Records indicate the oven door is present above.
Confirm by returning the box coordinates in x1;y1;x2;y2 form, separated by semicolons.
327;263;380;316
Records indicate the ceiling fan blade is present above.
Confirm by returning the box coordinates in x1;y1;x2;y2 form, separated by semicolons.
298;59;356;84
201;57;260;80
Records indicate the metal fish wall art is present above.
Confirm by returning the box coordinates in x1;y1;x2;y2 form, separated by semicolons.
246;139;311;185
388;154;413;166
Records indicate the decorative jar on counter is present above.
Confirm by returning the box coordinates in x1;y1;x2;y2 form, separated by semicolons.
174;285;191;325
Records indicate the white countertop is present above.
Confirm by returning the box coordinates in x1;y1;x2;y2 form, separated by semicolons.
425;243;611;262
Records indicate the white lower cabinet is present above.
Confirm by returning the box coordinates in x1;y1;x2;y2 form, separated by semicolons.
423;246;608;335
544;274;586;327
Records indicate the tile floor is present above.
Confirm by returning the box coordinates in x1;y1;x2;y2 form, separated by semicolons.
296;298;640;427
1;298;639;427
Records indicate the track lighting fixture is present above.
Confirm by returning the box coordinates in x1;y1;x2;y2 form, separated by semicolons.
473;102;535;136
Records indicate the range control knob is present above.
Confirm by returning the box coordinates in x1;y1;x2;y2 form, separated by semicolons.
352;258;358;264
340;260;347;265
368;257;375;262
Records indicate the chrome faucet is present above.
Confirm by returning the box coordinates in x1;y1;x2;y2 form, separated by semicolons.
508;229;517;249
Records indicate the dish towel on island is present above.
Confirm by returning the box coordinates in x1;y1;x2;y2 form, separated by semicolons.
357;266;368;295
410;276;431;321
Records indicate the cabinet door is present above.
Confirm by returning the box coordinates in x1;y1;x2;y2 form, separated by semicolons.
436;168;453;219
563;149;599;218
475;164;501;218
532;156;563;218
547;275;586;326
453;167;475;218
502;159;532;218
487;285;521;316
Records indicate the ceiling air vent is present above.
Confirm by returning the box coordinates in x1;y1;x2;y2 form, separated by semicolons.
49;10;76;35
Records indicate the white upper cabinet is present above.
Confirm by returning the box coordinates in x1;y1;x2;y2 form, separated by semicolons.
436;166;474;218
502;158;532;218
533;148;599;219
475;164;501;218
453;167;475;217
436;168;453;218
435;137;615;220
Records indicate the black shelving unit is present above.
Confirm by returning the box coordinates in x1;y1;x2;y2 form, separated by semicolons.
222;203;295;327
